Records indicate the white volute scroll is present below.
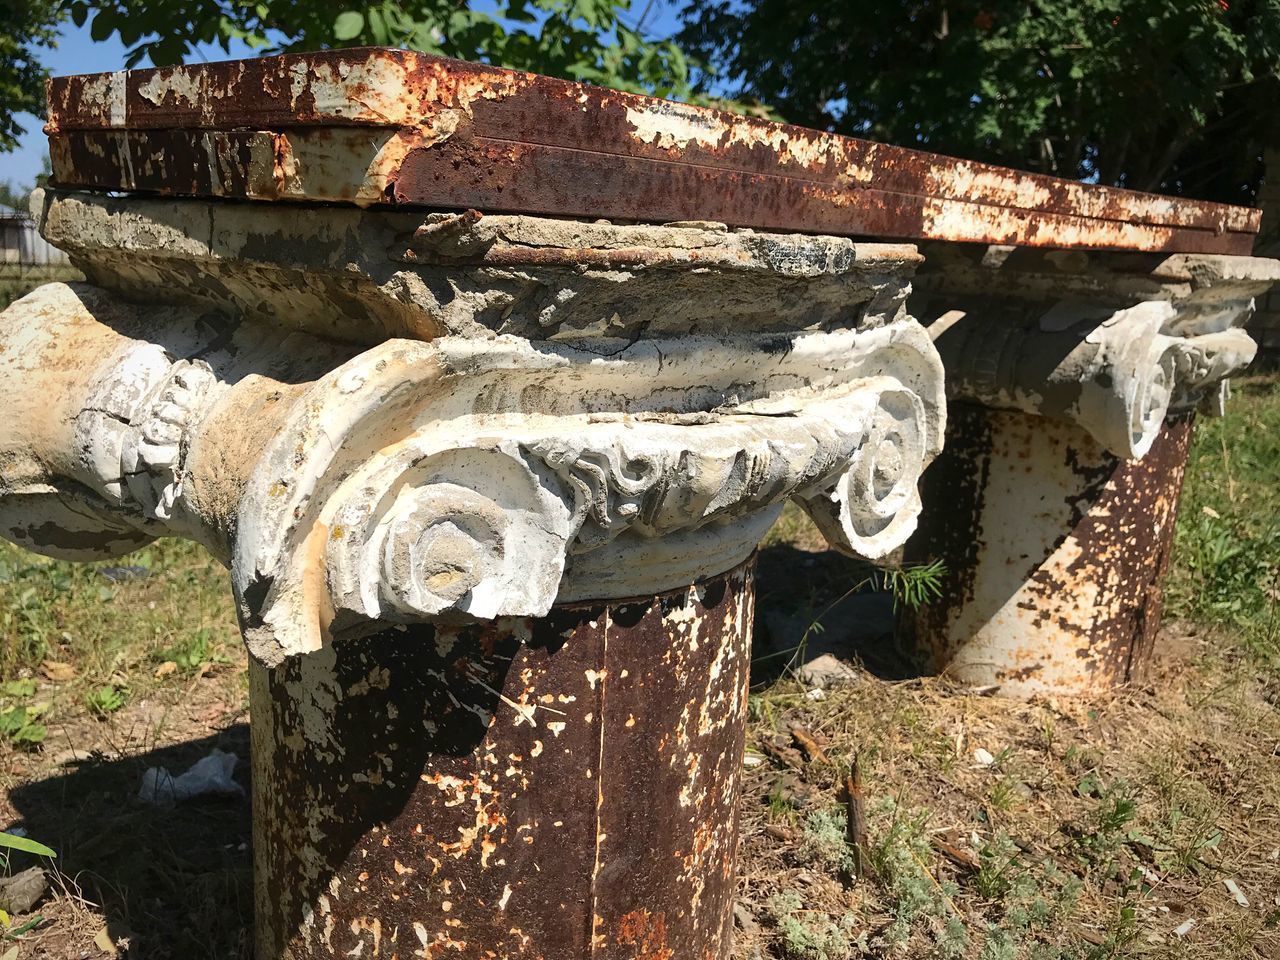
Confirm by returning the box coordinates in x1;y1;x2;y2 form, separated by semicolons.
929;299;1257;459
916;248;1276;460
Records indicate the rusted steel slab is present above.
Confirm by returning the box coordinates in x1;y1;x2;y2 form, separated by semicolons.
48;126;1256;255
251;559;753;959
45;49;1259;254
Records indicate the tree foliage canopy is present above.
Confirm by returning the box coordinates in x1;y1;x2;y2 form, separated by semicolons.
679;0;1280;202
67;0;692;97
1;0;62;151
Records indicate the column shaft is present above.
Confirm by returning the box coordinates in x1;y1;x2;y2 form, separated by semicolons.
905;406;1193;697
251;560;755;959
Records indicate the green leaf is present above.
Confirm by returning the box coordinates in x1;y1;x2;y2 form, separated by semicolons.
0;707;27;735
5;915;43;939
89;11;115;43
333;11;364;41
0;680;34;699
367;7;388;45
12;724;45;746
0;833;55;859
86;684;126;717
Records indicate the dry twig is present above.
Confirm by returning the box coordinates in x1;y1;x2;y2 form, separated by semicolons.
790;724;831;764
845;751;871;878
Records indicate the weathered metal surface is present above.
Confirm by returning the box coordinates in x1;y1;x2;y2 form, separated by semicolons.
45;126;1255;255
903;405;1193;697
250;559;754;959
43;49;1259;254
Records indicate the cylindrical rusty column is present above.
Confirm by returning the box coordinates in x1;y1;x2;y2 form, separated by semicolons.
903;405;1193;697
250;560;754;960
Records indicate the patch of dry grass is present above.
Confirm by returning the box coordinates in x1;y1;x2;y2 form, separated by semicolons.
733;627;1280;959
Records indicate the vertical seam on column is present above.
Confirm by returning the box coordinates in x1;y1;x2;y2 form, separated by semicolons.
587;605;610;956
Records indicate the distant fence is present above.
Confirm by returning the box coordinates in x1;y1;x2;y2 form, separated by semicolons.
0;210;69;267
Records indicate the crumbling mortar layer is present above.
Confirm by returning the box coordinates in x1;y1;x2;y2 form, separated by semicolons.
37;189;919;346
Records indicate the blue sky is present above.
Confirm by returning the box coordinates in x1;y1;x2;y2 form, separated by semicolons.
0;2;685;191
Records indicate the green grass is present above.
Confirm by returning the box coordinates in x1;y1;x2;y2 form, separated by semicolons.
0;266;83;310
1167;375;1280;660
0;538;241;719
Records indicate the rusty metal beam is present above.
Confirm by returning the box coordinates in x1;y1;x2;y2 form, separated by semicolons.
44;49;1260;254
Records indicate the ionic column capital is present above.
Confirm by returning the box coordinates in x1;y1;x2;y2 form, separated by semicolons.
915;248;1279;457
0;281;945;665
235;322;944;663
930;300;1256;458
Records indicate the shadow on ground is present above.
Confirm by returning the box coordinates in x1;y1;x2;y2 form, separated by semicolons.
753;542;922;683
9;726;254;959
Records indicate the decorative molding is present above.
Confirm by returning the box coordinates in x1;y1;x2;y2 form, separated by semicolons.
911;247;1277;458
119;359;219;521
237;326;944;663
929;300;1257;459
0;282;351;559
0;281;945;666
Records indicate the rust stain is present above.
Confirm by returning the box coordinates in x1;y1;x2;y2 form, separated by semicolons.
616;909;674;960
43;48;1260;254
905;406;1194;696
251;558;753;959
